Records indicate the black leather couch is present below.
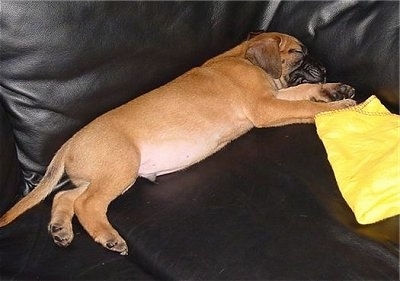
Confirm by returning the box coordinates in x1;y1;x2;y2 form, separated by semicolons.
0;1;398;280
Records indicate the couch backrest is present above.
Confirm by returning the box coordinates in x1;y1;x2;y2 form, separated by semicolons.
0;1;398;194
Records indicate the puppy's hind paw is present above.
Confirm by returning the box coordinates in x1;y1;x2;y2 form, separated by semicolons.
105;239;129;255
95;233;129;255
48;222;74;247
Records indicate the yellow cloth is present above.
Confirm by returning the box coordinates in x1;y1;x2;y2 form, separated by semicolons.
315;95;400;224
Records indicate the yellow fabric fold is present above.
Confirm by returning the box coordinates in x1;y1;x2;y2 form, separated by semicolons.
315;95;400;224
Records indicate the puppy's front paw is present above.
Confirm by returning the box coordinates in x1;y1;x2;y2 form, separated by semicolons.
328;98;357;109
322;83;356;101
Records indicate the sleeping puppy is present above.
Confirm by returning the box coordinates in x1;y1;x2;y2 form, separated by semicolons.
0;32;356;255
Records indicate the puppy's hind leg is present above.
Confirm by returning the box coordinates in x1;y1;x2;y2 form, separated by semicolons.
48;181;88;247
73;151;140;256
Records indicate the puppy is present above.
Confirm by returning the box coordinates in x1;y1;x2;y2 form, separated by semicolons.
0;32;356;255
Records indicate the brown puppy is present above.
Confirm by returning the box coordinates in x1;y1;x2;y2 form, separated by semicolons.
0;32;356;255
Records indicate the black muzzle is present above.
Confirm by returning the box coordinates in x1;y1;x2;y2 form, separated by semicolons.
287;56;326;86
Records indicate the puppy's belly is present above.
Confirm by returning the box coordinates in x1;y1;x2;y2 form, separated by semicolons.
138;139;228;181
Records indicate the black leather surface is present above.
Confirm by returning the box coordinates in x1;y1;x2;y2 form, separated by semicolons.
0;102;21;214
0;1;399;280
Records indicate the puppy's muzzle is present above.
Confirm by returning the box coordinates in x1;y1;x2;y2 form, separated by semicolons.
287;56;326;86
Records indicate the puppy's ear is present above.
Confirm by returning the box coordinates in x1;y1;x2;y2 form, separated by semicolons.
245;38;282;79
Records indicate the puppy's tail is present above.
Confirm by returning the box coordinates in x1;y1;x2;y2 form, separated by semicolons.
0;143;68;227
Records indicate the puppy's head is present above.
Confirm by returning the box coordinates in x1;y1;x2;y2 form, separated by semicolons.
245;32;326;88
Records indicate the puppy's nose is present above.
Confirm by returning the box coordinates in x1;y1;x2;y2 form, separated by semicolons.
287;55;328;86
